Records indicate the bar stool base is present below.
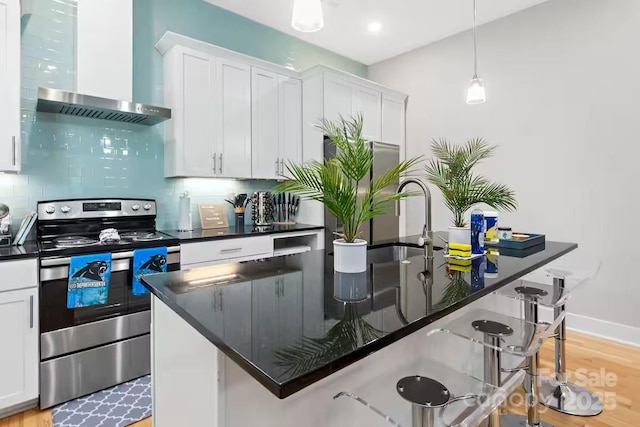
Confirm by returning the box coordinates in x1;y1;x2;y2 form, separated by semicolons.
499;414;554;427
538;377;603;416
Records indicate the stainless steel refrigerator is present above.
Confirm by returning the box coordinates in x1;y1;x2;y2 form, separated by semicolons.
324;137;400;249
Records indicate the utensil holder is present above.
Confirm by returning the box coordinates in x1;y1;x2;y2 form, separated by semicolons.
234;209;245;229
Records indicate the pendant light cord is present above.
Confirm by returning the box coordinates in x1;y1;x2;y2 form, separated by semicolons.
473;0;478;77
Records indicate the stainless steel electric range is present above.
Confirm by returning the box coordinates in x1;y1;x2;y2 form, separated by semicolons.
37;198;180;409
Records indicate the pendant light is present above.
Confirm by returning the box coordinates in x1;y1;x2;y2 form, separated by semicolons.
292;0;324;33
466;0;486;104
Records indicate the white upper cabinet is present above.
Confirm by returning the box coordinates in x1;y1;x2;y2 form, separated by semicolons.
215;58;251;178
251;68;280;180
251;67;302;179
0;0;21;173
278;75;302;170
163;48;251;178
313;68;404;146
157;34;405;179
164;47;216;177
353;85;382;142
323;74;353;123
381;95;406;146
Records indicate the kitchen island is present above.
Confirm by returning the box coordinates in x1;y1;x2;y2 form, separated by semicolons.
142;236;576;427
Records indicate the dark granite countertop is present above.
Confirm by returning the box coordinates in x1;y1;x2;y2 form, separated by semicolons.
141;235;577;399
0;241;40;261
161;223;324;243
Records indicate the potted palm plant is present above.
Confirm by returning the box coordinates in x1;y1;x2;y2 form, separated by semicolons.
275;115;420;273
424;138;517;245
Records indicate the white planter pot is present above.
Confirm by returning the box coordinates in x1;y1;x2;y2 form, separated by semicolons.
448;226;471;246
333;239;368;273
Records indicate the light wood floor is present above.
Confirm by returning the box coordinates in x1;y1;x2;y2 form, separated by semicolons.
1;331;638;427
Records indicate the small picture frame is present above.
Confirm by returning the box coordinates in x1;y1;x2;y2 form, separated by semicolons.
198;204;229;229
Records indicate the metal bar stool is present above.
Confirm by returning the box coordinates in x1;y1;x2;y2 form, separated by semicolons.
333;357;525;427
496;261;603;417
428;308;564;427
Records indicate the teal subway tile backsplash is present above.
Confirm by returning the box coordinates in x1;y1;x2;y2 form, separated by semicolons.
4;0;366;231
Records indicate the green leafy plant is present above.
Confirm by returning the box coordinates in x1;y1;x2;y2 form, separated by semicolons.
274;303;382;378
435;271;471;310
424;138;517;227
275;115;421;243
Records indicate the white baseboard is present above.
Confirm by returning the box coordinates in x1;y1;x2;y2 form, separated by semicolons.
538;306;640;348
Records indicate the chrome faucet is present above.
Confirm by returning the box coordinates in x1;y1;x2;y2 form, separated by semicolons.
396;178;433;259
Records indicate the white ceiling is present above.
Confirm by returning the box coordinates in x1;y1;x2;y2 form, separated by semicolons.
204;0;551;65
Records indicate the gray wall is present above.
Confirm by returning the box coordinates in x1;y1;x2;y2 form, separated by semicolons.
369;0;640;333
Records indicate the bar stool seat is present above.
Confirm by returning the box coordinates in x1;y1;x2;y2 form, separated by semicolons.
429;309;563;358
333;357;526;427
428;309;564;427
495;260;603;417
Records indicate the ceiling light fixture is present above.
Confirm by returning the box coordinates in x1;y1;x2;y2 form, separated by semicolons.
368;22;382;33
292;0;324;33
466;0;486;104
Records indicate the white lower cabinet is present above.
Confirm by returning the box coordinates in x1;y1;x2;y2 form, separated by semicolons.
0;287;38;413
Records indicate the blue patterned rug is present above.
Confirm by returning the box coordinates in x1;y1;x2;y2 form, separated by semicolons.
52;375;152;427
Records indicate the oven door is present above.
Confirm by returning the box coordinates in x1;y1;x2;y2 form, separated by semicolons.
40;247;181;334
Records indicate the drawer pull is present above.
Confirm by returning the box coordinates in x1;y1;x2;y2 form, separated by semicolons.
220;247;242;254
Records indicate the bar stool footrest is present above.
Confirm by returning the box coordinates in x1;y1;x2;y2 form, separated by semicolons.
538;377;603;417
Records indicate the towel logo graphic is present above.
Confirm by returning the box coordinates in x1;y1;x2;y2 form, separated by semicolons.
132;247;168;295
140;254;167;273
72;260;109;282
67;253;111;308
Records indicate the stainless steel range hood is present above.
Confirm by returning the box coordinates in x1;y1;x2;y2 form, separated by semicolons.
36;87;171;126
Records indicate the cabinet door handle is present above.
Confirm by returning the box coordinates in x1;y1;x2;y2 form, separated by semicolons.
29;295;34;329
12;136;16;166
275;158;280;175
280;159;285;176
218;290;223;312
220;247;242;254
219;153;223;174
213;153;217;174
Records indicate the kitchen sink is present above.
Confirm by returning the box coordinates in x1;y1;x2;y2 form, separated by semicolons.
365;243;442;264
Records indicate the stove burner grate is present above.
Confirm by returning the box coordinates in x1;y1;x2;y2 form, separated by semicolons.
120;232;164;242
54;236;100;248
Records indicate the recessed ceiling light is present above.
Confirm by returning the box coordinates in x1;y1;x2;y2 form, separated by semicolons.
368;22;382;33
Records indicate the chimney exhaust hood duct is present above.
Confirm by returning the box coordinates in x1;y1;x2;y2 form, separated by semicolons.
36;87;171;126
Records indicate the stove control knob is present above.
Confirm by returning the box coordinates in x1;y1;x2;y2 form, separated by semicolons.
60;206;71;214
45;205;55;215
143;203;152;211
131;204;140;211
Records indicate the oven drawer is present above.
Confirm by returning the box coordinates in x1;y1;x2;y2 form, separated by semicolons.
0;258;38;293
41;310;150;360
181;236;273;266
40;334;150;409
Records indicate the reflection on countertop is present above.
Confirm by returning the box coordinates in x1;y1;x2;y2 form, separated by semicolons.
0;241;40;261
141;235;576;398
